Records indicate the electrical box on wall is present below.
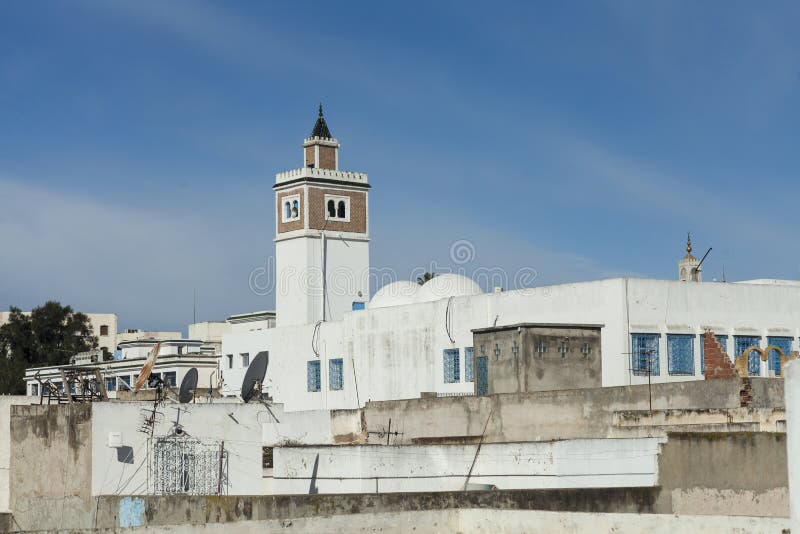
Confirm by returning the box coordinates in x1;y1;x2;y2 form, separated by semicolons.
107;432;123;448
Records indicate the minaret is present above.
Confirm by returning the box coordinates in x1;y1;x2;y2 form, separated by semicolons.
678;233;701;282
274;105;370;326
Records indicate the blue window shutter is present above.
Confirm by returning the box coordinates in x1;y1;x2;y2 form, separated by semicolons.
352;302;365;311
443;349;460;383
667;335;694;375
767;337;792;376
476;356;488;395
734;336;761;376
329;358;344;390
631;334;660;376
465;348;474;382
307;360;321;392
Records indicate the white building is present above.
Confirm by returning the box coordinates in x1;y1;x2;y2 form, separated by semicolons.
220;111;800;412
24;338;217;399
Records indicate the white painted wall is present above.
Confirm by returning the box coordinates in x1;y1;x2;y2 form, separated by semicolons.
223;277;800;412
90;402;337;497
91;403;265;496
273;437;664;494
275;234;369;328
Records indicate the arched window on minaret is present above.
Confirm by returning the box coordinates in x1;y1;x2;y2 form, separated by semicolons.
337;201;346;219
284;202;291;220
327;199;336;218
291;200;299;218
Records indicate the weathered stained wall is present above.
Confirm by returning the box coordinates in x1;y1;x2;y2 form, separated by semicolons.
657;432;789;517
355;378;784;445
473;325;602;395
272;438;663;495
0;396;29;513
9;404;94;531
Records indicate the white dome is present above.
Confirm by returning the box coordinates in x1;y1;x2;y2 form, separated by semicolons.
369;280;421;309
415;274;483;303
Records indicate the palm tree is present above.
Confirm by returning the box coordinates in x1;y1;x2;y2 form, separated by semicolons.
416;272;436;285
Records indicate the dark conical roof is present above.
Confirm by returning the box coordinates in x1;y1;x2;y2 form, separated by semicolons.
311;103;333;138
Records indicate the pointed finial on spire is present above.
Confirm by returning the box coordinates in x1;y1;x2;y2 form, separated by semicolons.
686;232;692;255
310;103;332;138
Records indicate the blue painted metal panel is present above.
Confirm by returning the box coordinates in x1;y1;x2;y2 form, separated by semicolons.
119;496;145;528
464;347;474;382
667;335;694;375
443;349;460;383
631;334;660;376
329;358;343;390
307;360;321;392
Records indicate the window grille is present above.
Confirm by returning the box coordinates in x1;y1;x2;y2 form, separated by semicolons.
735;336;762;376
536;341;548;357
476;356;488;395
105;377;117;392
631;334;660;376
464;347;474;382
151;438;227;495
307;360;321;392
329;358;344;390
767;337;792;376
667;334;694;375
241;353;250;368
443;349;460;383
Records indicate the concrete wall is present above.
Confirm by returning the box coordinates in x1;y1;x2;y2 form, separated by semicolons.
355;379;784;445
272;438;663;495
473;325;602;395
13;509;789;533
9;404;94;532
0;396;29;513
657;432;789;517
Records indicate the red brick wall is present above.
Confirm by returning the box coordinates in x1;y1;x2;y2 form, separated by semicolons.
703;331;736;380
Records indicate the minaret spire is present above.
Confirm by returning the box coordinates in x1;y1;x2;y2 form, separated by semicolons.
686;232;692;255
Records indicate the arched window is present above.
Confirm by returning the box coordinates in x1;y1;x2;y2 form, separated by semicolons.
284;202;291;220
327;199;336;218
291;200;299;218
337;201;346;219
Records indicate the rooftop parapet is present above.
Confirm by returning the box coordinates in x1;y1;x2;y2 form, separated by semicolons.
275;166;369;186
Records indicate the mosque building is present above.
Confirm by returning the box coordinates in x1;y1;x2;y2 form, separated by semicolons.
217;108;800;411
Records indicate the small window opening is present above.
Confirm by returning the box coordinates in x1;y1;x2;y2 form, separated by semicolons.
327;199;336;218
291;200;299;218
337;201;346;218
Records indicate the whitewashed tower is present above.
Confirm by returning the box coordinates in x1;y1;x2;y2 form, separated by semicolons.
274;106;370;326
678;233;702;282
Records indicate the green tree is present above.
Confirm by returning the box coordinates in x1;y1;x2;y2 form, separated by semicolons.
0;302;97;394
416;272;437;285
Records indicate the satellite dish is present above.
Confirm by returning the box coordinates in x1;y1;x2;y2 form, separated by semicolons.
179;368;198;404
133;342;161;391
241;351;268;403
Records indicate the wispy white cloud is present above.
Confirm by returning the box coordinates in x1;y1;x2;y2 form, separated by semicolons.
0;177;272;331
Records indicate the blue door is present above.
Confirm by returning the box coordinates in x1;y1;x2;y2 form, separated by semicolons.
476;356;488;396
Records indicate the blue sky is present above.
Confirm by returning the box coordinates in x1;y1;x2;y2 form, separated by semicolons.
1;1;799;333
